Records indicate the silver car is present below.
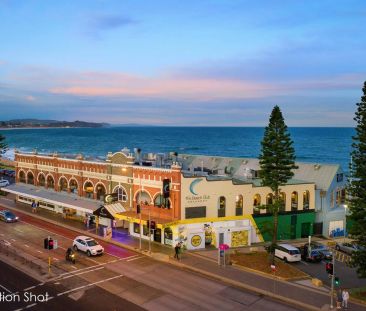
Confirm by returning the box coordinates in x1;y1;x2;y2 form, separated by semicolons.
335;242;362;255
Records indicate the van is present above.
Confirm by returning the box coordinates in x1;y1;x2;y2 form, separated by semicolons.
275;243;301;262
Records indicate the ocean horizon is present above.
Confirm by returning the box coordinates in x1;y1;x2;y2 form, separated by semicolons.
0;126;354;172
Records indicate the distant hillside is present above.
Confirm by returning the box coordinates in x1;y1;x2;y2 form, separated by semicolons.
0;119;109;128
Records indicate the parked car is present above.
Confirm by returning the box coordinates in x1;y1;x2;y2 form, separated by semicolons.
301;245;322;262
0;179;10;187
335;242;364;255
0;169;6;175
73;236;104;256
274;244;301;262
0;210;19;222
302;242;333;261
4;170;15;177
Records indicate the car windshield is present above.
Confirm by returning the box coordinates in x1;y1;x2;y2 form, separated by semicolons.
5;212;14;218
289;250;300;255
86;240;98;247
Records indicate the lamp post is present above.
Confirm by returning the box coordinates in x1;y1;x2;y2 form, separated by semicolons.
344;204;348;243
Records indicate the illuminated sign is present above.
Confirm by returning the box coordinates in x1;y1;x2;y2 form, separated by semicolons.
191;235;202;247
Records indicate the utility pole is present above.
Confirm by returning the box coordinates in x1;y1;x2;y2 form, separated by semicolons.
139;203;142;250
148;206;151;254
330;253;335;309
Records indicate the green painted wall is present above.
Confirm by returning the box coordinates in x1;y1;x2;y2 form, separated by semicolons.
253;211;315;242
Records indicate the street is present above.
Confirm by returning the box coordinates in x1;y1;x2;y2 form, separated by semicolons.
0;210;302;311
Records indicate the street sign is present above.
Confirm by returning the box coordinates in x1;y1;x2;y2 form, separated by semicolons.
270;264;276;271
219;243;229;250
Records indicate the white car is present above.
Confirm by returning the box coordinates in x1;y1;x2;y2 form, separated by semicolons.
73;236;104;256
275;243;301;262
0;179;10;187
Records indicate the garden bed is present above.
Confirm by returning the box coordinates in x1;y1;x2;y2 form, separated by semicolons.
230;251;308;279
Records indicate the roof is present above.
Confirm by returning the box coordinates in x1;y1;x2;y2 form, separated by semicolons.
3;183;101;212
93;203;126;219
278;243;300;250
179;154;339;190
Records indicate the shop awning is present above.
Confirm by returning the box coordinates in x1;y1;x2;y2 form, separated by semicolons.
2;183;101;213
93;203;126;220
114;211;174;229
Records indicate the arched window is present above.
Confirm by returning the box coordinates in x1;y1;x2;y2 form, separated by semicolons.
253;194;261;215
218;196;226;217
38;174;45;187
114;186;127;202
59;177;68;192
19;171;26;183
84;181;94;199
136;191;151;205
27;172;34;185
303;190;310;210
96;183;106;201
291;191;298;211
69;179;78;194
154;194;164;208
280;192;286;211
46;175;55;189
266;193;273;213
235;195;243;216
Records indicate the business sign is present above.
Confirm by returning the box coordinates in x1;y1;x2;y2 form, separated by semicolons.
191;235;202;247
104;192;118;204
185;178;210;204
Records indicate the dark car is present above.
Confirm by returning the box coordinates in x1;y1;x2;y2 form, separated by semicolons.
0;210;19;223
304;242;333;261
302;245;322;262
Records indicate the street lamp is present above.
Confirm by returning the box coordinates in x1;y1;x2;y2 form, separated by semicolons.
343;204;348;243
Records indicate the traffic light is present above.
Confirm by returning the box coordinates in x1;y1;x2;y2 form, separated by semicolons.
44;238;49;249
48;238;54;250
326;263;333;275
334;277;340;286
150;220;156;230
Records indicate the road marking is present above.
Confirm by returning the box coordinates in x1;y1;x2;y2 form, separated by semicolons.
126;256;143;262
15;229;23;233
299;261;309;266
123;254;140;260
53;257;59;261
57;275;123;296
24;244;30;248
61;266;105;280
11;238;16;242
25;303;37;309
23;285;36;291
86;257;100;264
3;239;11;246
37;250;43;253
71;265;78;270
0;283;12;293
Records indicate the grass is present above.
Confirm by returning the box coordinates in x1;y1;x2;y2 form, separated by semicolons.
350;286;366;302
230;251;308;279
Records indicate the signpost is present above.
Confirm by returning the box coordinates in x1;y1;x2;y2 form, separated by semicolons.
271;264;276;294
218;244;229;267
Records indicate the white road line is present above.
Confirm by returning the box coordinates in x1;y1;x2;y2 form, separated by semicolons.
61;266;105;280
126;256;143;262
38;283;45;286
23;285;36;291
3;239;11;246
56;264;104;278
11;238;16;242
123;254;140;260
71;265;78;270
25;303;37;309
0;283;12;293
300;261;309;266
58;246;66;250
15;229;23;233
24;244;30;248
57;275;123;296
53;257;59;261
13;308;23;311
37;250;43;253
86;257;100;264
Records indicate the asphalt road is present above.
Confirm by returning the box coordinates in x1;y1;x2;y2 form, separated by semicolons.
0;260;144;311
0;207;303;311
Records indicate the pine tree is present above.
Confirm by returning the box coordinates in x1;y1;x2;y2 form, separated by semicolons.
348;81;366;277
259;105;298;264
0;133;7;155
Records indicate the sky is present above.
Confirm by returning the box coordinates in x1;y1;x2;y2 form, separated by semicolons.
0;0;365;126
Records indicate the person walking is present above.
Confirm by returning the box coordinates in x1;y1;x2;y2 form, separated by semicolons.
31;201;36;213
336;288;343;310
174;243;180;260
342;289;349;309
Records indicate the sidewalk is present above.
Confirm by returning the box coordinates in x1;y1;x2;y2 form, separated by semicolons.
1;194;365;311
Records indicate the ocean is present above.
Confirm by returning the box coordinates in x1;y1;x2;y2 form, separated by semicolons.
0;127;354;172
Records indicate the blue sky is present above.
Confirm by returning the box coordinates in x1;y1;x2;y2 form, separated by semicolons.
0;0;365;126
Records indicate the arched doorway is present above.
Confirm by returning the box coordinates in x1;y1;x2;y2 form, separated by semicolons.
19;171;26;183
303;191;310;210
136;191;152;205
69;179;78;194
84;181;94;199
235;195;243;216
46;175;55;189
218;196;226;217
27;172;34;185
59;177;68;192
291;191;298;211
38;173;45;187
95;183;106;201
253;194;261;215
266;193;273;213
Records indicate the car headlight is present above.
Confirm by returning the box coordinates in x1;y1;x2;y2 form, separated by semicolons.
6;218;11;221
15;217;19;220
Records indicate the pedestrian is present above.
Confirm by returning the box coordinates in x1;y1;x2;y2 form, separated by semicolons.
336;288;343;310
31;201;36;213
174;243;180;260
342;289;349;309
